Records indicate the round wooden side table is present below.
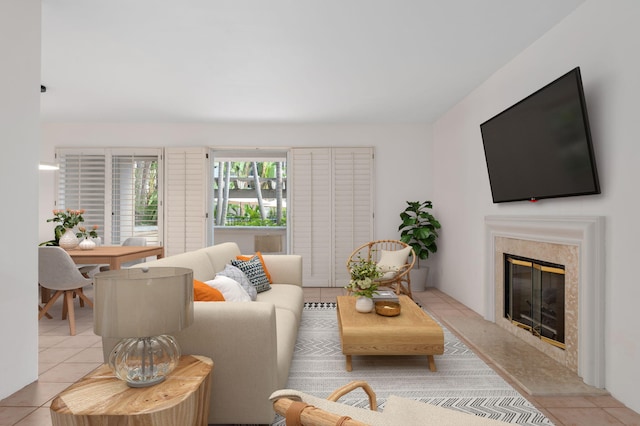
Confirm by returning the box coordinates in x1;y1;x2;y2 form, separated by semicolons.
50;355;213;426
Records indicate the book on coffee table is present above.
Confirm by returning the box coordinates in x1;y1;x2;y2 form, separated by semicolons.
372;290;399;302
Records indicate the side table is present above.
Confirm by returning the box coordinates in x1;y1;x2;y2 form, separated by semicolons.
50;355;213;426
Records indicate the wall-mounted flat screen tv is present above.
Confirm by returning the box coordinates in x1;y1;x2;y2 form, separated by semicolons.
480;67;600;203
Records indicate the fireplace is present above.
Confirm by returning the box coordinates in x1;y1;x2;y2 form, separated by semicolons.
504;254;565;350
484;215;605;388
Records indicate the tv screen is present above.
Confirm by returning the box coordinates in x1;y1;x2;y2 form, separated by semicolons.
480;67;600;203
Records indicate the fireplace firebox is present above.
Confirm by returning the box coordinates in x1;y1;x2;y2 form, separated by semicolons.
504;254;565;350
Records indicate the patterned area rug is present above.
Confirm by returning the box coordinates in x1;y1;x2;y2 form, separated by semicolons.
273;302;554;426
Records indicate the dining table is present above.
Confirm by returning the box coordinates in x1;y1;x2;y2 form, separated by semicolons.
68;245;164;270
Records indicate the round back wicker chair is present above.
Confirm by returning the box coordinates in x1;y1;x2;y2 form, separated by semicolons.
346;240;416;298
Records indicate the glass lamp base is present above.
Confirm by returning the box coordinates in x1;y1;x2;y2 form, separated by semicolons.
108;335;181;387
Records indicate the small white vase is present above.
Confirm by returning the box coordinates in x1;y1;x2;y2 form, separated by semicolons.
355;296;374;313
59;229;79;250
79;238;96;250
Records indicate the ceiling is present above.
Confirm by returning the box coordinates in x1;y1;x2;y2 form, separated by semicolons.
40;0;585;123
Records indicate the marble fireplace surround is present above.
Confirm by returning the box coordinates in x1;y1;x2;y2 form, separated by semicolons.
484;215;605;388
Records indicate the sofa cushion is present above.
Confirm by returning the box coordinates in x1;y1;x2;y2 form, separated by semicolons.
231;256;271;293
194;279;225;301
134;249;215;281
217;264;257;301
205;276;251;302
256;284;304;323
201;242;242;274
236;251;273;283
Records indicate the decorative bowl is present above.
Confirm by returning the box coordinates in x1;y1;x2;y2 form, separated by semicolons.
375;301;401;317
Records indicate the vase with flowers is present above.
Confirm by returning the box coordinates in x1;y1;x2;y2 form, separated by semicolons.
345;255;383;313
41;209;88;249
77;225;99;250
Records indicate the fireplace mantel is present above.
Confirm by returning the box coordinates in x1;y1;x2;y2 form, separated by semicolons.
484;215;605;388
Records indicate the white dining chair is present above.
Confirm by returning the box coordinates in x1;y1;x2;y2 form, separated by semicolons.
38;246;94;335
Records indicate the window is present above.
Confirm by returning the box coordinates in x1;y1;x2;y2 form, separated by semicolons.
210;149;288;253
56;148;162;246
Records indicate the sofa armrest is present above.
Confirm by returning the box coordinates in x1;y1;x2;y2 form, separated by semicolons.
103;301;281;425
262;254;303;286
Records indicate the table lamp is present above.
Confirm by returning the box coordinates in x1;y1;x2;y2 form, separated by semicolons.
94;267;194;387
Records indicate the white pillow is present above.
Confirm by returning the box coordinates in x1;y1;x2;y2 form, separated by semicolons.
205;276;251;302
377;246;412;279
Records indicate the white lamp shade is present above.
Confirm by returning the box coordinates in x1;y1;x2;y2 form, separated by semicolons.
94;267;194;338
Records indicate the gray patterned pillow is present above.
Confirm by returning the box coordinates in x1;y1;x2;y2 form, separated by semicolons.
217;264;257;301
231;256;272;293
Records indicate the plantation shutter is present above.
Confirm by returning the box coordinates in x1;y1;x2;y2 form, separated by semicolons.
56;149;107;241
333;147;375;287
164;147;209;256
56;148;162;246
290;147;374;287
290;148;333;286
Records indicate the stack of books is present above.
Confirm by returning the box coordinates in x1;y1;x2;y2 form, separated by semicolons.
372;290;399;302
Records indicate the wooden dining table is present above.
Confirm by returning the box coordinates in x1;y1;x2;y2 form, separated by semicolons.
68;245;164;270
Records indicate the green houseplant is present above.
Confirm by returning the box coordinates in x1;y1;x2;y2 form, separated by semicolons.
398;201;441;290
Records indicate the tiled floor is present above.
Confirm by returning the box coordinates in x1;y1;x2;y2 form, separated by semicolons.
2;287;639;426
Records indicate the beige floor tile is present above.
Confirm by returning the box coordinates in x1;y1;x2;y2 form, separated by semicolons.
37;348;83;364
547;407;624;425
604;407;640;425
14;407;53;426
0;382;70;407
65;347;104;363
37;362;99;383
0;407;36;426
532;396;597;408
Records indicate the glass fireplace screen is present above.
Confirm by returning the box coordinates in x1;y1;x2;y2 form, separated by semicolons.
504;254;566;350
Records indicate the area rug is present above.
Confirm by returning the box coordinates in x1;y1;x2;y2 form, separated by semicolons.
272;303;553;426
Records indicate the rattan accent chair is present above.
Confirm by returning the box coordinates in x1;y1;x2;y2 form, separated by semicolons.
272;381;376;426
346;240;416;298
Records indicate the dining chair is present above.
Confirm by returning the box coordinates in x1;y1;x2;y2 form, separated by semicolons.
38;246;94;335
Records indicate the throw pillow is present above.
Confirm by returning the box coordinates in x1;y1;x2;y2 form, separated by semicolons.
216;263;257;301
205;276;251;302
236;251;272;283
377;246;412;279
231;255;272;293
193;279;225;302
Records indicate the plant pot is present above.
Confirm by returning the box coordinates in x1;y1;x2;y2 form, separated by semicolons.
410;266;429;292
59;229;79;250
355;296;374;313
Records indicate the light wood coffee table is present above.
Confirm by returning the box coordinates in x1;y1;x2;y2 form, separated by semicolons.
337;295;444;372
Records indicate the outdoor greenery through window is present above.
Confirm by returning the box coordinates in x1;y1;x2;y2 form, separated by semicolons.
111;155;159;245
213;160;286;227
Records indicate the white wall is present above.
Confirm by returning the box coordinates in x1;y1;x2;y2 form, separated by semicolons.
40;122;433;248
432;0;640;412
0;0;41;400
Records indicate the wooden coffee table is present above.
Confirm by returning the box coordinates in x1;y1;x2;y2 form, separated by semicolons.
336;295;444;372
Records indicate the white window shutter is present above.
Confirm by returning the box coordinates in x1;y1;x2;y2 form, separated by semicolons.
56;149;107;242
164;147;209;256
290;148;333;286
333;147;375;287
290;147;374;287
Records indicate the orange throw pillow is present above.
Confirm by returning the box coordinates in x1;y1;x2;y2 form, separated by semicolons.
236;251;272;283
193;279;225;302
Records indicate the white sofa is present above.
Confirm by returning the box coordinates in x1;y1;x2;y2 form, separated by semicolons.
100;242;304;425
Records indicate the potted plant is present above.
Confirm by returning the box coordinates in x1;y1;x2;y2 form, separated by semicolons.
345;255;383;312
398;201;441;290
